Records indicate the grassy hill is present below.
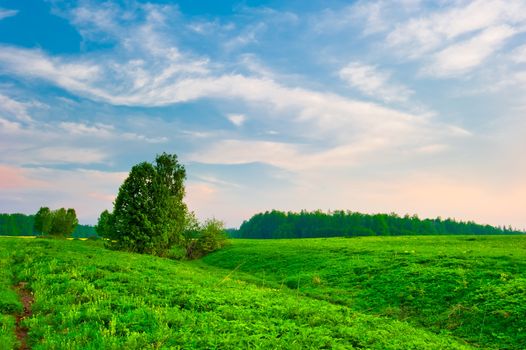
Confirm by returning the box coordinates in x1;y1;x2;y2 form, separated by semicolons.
0;236;524;349
203;236;526;349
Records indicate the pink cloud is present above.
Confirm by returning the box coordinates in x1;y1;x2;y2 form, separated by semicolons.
88;192;116;203
0;165;45;189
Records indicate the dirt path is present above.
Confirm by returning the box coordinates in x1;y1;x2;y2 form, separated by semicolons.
13;282;33;350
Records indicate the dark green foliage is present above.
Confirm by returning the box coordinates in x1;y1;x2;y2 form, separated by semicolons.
50;208;78;237
238;210;524;239
71;224;97;239
34;207;78;238
0;213;38;236
0;212;95;238
0;238;475;349
34;207;53;235
94;209;114;238
102;153;188;255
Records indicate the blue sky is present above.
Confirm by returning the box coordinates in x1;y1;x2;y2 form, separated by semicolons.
0;0;525;229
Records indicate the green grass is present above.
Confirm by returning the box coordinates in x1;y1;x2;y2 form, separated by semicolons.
0;237;478;349
202;236;526;349
0;240;21;350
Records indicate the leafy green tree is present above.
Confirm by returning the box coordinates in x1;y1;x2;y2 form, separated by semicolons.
104;153;188;255
55;208;77;237
95;210;115;238
34;207;53;235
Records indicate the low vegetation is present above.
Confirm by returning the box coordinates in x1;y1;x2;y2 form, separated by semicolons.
0;237;483;349
203;235;526;349
0;240;21;349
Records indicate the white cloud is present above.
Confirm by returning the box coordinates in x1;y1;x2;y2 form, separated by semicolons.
0;117;22;133
59;121;168;143
512;44;526;63
0;1;469;185
424;25;516;77
0;94;33;122
223;22;266;51
339;62;414;102
189;133;451;173
0;8;17;20
227;114;246;127
238;53;276;79
59;122;114;136
0;117;167;167
387;0;526;58
0;43;467;171
33;147;108;165
0;46;106;99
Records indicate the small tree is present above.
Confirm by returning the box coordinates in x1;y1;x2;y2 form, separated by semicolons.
95;209;115;238
34;207;53;235
101;153;188;255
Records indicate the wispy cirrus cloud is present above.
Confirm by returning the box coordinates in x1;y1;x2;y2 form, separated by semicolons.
314;0;421;35
59;122;168;143
0;8;17;20
317;0;526;79
0;40;462;154
423;25;516;77
0;93;34;122
338;62;414;103
0;1;470;181
386;0;526;57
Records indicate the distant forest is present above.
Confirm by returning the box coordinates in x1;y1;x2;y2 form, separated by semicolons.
0;213;97;238
233;210;524;239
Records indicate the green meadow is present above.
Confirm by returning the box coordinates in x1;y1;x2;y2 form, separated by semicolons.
0;235;525;349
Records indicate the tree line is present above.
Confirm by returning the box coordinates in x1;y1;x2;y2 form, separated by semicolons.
0;212;96;238
233;210;524;239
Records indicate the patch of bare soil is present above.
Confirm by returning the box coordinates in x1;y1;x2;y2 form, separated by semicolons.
13;282;33;350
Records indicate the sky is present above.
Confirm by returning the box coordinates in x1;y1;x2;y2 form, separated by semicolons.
0;0;525;229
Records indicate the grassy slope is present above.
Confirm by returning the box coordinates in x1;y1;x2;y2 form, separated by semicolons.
0;238;473;350
202;236;526;349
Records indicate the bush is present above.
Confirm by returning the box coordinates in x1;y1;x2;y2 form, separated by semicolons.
183;215;228;259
